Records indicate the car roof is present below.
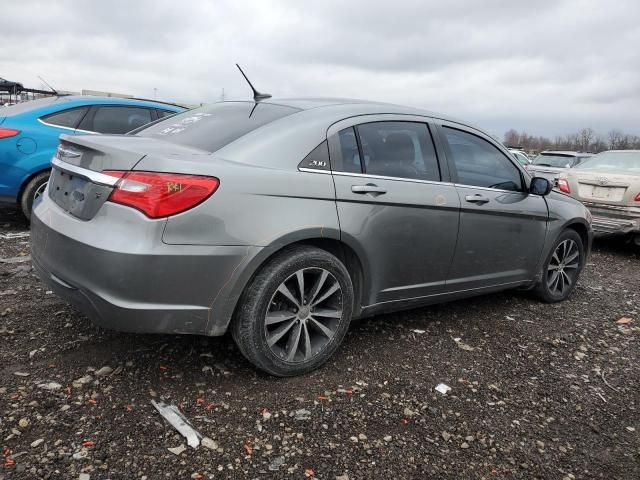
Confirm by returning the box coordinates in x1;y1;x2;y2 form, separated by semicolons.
1;95;184;117
226;97;482;131
539;151;587;157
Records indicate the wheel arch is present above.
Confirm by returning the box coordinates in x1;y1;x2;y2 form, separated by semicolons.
17;167;51;206
207;233;370;336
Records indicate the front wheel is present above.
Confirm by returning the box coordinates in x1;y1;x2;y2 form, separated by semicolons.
533;230;584;303
232;246;354;376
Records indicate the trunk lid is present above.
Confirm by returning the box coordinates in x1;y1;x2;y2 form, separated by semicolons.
48;134;210;220
566;170;639;206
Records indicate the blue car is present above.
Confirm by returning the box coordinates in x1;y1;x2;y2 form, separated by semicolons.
0;96;184;219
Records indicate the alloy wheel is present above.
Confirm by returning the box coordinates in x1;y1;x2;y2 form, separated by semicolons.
546;239;580;296
264;268;343;363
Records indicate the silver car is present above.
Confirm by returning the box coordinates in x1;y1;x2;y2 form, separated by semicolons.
527;150;592;182
31;99;593;376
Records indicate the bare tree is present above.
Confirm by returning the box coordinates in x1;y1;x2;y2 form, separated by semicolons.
608;129;624;150
578;128;594;152
503;129;519;146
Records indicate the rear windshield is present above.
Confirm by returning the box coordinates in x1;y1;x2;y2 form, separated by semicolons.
532;154;576;168
136;101;300;153
576;151;640;175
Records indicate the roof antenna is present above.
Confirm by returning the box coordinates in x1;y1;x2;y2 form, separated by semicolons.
235;64;271;102
38;75;57;95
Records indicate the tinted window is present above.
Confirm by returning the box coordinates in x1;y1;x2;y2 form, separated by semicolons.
357;122;440;181
137;102;300;153
41;107;89;129
92;106;153;134
328;127;362;173
157;109;177;118
444;127;522;191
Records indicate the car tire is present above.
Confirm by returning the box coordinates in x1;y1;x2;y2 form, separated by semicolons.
533;229;584;303
232;245;354;377
20;171;50;222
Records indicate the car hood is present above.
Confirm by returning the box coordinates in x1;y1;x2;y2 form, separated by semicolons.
562;169;640;207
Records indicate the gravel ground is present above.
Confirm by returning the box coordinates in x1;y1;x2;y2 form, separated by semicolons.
1;205;639;480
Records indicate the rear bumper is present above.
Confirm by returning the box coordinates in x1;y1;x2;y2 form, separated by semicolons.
30;194;261;336
585;202;640;235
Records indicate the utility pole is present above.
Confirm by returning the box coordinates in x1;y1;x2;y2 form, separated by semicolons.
221;88;225;101
153;88;158;100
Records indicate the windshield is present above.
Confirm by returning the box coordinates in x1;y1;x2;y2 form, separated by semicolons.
575;151;640;175
532;154;576;168
136;101;300;153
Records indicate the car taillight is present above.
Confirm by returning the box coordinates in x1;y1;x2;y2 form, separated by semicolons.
0;128;20;139
103;171;219;218
635;192;640;202
557;179;571;194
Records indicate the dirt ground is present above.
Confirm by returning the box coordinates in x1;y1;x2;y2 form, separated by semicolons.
1;205;638;480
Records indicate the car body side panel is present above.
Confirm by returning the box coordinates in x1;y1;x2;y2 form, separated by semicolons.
532;191;593;281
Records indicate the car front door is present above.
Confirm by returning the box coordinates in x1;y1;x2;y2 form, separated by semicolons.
327;116;460;307
437;123;548;291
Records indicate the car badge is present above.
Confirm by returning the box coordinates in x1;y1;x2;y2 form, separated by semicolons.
596;177;609;185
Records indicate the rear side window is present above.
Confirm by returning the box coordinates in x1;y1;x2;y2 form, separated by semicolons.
157;109;177;118
443;127;522;191
41;107;89;129
137;102;300;153
357;122;440;181
328;127;362;173
92;106;153;134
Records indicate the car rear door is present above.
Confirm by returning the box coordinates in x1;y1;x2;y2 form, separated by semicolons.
327;115;460;307
436;122;548;291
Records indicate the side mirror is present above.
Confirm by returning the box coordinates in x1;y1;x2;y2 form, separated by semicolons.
530;177;553;196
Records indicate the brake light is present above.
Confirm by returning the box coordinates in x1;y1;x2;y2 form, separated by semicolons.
103;171;219;218
557;179;571;194
635;192;640;202
0;128;20;139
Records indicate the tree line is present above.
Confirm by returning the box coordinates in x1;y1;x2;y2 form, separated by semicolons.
503;128;640;154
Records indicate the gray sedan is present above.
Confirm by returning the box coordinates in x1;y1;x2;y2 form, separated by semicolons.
30;99;593;376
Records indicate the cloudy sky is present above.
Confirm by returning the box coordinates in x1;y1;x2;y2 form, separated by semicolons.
1;0;639;138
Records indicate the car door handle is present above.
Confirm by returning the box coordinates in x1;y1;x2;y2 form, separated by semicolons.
351;184;387;195
465;194;490;204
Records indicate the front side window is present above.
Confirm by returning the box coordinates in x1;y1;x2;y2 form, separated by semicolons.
444;127;522;191
41;107;89;129
92;106;153;134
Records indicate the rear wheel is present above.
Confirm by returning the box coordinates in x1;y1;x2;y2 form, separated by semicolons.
533;230;584;302
232;246;354;376
20;171;50;221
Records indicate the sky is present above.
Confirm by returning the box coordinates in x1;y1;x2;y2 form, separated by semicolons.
1;0;639;138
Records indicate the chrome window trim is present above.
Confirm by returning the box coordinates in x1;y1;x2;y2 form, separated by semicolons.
453;182;527;194
37;118;96;134
299;167;453;187
51;157;119;187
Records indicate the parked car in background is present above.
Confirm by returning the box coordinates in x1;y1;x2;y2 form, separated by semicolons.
509;148;532;166
31;98;592;376
0;77;23;93
557;150;640;245
527;151;592;182
0;96;184;219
